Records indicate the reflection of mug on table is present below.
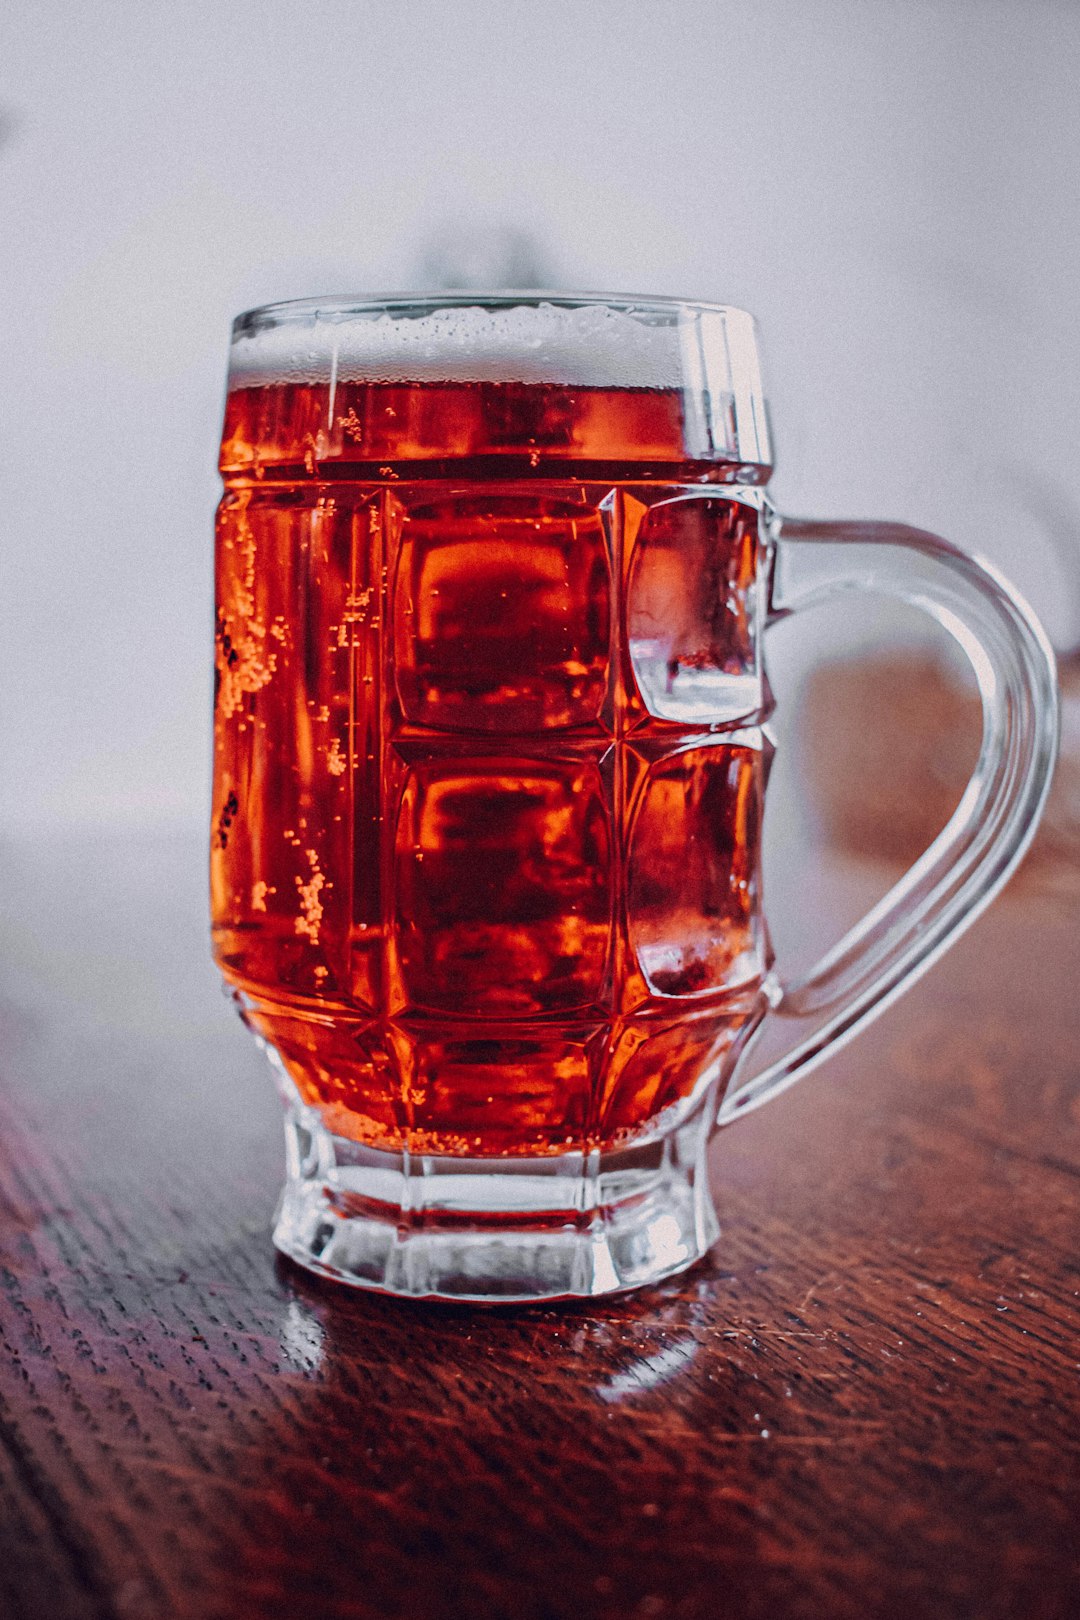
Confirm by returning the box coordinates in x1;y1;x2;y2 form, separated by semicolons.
211;295;1057;1300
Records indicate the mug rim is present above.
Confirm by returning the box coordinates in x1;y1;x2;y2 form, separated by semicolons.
232;290;758;335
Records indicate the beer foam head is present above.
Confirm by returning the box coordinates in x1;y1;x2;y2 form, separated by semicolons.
228;299;715;389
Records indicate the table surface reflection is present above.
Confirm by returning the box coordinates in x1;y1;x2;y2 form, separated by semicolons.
0;822;1077;1620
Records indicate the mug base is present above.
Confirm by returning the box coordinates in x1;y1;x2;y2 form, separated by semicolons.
271;1096;719;1302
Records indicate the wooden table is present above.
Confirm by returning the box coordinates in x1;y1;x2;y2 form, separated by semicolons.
1;823;1078;1620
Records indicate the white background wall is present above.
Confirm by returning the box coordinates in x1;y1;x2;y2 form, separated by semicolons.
2;0;1078;833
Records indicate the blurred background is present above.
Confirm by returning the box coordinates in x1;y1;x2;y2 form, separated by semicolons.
1;0;1078;844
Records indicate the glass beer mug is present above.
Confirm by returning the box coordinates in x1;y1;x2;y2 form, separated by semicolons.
211;294;1057;1301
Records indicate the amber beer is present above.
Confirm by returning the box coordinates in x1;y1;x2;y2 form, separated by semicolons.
212;366;771;1160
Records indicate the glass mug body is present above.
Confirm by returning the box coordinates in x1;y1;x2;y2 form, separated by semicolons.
211;295;1057;1301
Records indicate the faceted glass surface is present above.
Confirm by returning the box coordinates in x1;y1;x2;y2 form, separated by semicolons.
627;741;762;997
627;495;762;725
394;493;610;732
213;479;769;1157
213;343;773;1161
391;746;611;1016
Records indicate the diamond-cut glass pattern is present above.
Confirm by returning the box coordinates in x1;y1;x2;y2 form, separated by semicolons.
391;747;611;1016
212;489;361;999
628;741;762;997
394;492;610;732
401;1019;604;1158
215;483;769;1157
594;1007;747;1145
627;495;762;725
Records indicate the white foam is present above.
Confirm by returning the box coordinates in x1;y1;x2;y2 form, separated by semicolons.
228;301;695;389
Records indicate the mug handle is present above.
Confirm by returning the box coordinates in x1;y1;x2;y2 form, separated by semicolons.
719;512;1059;1124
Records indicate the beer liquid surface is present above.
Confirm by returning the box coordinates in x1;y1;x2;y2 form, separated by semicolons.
213;380;770;1157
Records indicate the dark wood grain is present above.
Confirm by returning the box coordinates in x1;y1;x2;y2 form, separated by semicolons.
1;813;1078;1620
